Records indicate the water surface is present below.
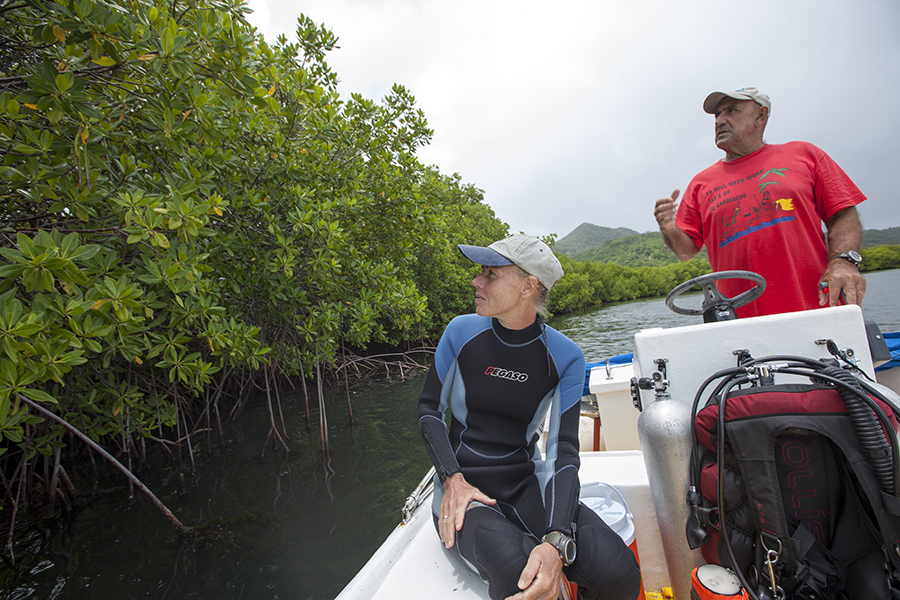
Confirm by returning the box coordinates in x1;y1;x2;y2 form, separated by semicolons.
3;269;897;599
553;268;900;362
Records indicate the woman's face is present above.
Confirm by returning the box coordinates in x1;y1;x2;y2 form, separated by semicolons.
471;265;530;324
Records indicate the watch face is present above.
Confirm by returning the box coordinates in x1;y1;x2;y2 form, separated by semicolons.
562;538;576;564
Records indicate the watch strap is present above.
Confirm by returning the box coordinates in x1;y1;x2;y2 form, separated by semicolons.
830;251;862;266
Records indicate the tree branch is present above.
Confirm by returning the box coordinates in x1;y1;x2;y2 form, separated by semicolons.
17;394;185;532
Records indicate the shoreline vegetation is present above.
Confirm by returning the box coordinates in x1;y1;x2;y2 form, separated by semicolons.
0;0;508;556
2;0;899;563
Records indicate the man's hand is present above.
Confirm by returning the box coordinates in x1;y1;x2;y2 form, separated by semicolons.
819;257;866;307
505;542;563;600
438;473;496;549
821;207;866;307
654;189;680;230
654;189;700;261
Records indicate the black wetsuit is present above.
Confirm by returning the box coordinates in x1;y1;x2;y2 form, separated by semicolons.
418;315;641;600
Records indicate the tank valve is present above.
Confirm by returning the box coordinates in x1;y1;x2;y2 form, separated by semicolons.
632;359;669;412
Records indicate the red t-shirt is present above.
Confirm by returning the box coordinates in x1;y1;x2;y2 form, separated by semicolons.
677;142;865;318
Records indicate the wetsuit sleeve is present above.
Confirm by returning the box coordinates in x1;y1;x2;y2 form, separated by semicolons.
418;362;461;483
544;400;581;536
543;336;585;536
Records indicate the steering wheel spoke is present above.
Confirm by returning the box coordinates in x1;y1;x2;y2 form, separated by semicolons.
666;271;767;320
700;281;729;305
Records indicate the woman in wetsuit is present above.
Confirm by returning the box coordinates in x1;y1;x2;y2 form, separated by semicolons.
418;234;641;600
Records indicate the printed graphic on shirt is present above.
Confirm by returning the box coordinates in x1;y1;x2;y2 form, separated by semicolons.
708;167;795;248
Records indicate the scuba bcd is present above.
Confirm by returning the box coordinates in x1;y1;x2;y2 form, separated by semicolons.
686;351;900;600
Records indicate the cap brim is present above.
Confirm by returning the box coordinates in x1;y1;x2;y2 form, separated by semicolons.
457;244;514;267
704;90;764;114
703;92;728;114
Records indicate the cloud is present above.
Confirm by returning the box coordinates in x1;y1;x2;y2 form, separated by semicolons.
245;0;900;239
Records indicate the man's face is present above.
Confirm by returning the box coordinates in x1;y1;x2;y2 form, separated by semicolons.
713;98;766;156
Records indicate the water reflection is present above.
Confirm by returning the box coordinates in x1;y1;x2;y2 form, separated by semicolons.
3;372;432;600
860;269;900;332
3;270;897;600
551;295;701;362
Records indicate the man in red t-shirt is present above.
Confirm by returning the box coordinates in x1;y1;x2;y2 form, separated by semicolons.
653;87;867;318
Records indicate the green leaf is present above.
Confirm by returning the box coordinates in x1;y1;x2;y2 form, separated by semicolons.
23;389;57;404
16;233;36;257
0;265;26;279
14;145;41;155
55;73;72;92
162;29;174;55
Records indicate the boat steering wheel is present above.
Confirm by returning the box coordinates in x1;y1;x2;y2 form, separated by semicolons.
666;270;767;322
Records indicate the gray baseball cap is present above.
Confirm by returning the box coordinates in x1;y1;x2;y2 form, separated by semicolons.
458;234;564;290
703;87;771;114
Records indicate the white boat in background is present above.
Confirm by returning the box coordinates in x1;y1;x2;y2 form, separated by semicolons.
336;298;900;600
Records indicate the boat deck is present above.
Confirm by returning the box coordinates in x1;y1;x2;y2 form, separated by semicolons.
335;451;665;600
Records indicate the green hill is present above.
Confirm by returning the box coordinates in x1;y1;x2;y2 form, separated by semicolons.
553;223;639;256
575;231;709;268
863;227;900;247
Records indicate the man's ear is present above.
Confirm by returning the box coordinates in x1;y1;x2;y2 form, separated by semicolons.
757;105;769;124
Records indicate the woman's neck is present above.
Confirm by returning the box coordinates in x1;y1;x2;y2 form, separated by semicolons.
495;310;538;331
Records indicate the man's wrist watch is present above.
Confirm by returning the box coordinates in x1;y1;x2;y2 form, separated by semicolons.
830;250;862;267
542;531;576;566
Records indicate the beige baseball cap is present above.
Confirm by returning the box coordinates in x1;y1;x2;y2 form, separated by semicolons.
703;87;771;114
458;234;564;290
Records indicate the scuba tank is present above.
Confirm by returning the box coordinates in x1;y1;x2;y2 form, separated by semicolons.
635;358;701;600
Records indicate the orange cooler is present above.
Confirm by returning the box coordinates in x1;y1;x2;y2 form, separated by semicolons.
581;482;645;599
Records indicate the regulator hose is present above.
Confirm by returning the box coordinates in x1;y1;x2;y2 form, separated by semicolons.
686;367;748;550
818;365;895;495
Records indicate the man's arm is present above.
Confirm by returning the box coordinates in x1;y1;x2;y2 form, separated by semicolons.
819;206;866;307
654;189;701;261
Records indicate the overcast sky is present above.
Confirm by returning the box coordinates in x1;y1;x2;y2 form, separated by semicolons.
244;0;899;241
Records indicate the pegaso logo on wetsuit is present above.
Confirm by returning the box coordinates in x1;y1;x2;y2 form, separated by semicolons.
484;366;528;382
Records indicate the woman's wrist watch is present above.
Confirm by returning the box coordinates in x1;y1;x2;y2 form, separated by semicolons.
542;531;576;566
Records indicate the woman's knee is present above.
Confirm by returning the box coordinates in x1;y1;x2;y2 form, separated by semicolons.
571;523;642;600
461;517;534;600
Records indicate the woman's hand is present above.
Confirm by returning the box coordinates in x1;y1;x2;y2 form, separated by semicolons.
439;473;496;548
505;542;564;600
